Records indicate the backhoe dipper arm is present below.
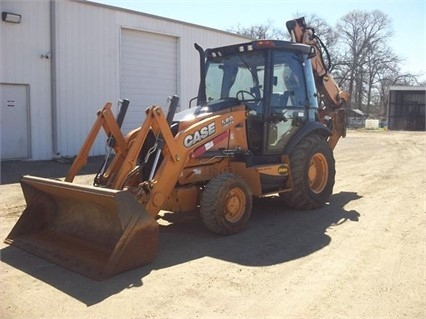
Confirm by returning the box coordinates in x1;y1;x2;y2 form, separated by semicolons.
286;17;350;149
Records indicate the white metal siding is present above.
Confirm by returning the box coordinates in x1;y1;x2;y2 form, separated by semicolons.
1;0;249;159
53;1;120;157
0;84;30;159
0;0;51;160
120;29;177;133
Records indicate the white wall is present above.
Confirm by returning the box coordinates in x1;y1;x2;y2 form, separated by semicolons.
52;1;120;157
0;0;52;160
55;0;248;158
1;0;249;159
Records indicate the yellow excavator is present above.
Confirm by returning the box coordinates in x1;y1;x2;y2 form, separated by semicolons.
5;17;349;280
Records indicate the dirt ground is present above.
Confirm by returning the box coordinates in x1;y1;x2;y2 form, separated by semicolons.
0;130;425;319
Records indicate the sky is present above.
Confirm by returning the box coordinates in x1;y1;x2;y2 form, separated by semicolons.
91;0;426;82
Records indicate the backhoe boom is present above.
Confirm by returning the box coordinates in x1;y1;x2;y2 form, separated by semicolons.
286;17;350;149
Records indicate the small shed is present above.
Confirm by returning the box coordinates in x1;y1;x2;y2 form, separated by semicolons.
347;108;366;128
388;86;426;131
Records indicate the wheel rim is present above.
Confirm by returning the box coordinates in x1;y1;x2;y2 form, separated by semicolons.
224;187;246;223
308;152;328;194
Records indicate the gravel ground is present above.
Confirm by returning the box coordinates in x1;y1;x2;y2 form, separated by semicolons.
1;129;425;319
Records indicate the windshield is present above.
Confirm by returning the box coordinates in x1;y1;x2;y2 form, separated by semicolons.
205;51;265;103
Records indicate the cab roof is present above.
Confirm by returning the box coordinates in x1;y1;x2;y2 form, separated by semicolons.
205;40;314;58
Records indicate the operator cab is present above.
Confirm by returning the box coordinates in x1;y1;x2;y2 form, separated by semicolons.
199;40;319;156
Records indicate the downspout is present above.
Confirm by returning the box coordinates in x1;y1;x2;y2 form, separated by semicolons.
50;0;60;157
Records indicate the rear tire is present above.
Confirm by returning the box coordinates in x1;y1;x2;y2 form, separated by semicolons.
200;173;252;235
280;133;335;209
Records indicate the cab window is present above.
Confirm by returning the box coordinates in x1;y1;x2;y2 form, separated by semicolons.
271;52;307;107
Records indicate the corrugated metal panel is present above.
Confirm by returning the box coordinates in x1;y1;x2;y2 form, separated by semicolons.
388;88;425;131
114;7;249;112
54;0;247;157
120;29;177;133
1;0;249;159
53;1;120;157
0;0;51;160
0;84;30;159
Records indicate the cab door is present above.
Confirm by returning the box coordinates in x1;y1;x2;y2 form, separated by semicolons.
266;51;307;153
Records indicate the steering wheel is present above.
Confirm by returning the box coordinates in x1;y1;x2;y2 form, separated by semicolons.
236;90;256;101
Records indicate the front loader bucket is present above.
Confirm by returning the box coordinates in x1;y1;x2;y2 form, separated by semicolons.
4;176;158;280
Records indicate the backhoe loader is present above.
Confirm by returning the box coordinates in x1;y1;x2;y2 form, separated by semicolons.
5;17;349;280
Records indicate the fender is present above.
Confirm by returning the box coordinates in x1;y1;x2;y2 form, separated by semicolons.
283;121;331;155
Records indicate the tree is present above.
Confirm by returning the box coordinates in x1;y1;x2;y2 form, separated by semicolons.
364;42;401;114
226;11;423;118
226;19;285;40
336;10;394;110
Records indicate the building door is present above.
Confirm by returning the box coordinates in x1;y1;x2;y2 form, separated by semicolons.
0;84;30;160
120;29;177;134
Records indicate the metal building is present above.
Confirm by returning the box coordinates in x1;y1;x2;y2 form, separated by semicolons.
388;86;426;131
0;0;248;160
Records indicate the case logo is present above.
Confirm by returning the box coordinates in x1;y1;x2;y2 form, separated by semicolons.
184;122;216;148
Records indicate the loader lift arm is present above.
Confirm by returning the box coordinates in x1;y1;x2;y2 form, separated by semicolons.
63;103;183;212
62;98;248;219
286;17;349;149
3;98;207;280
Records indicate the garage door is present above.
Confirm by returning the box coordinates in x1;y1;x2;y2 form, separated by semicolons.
120;29;177;134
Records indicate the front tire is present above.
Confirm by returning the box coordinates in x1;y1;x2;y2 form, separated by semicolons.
200;173;252;235
281;133;335;209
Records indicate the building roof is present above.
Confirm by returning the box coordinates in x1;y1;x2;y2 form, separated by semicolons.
389;86;426;91
349;109;365;116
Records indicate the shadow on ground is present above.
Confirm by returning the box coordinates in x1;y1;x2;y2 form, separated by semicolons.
1;190;361;306
0;156;104;185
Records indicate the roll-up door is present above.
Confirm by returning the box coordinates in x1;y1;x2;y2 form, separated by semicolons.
120;29;177;134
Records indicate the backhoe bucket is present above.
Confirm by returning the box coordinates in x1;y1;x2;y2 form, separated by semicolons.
4;176;158;280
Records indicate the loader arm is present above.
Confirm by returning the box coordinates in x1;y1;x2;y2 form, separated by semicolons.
64;104;183;190
69;101;247;218
65;103;128;183
4;101;246;280
129;106;248;218
286;17;349;149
